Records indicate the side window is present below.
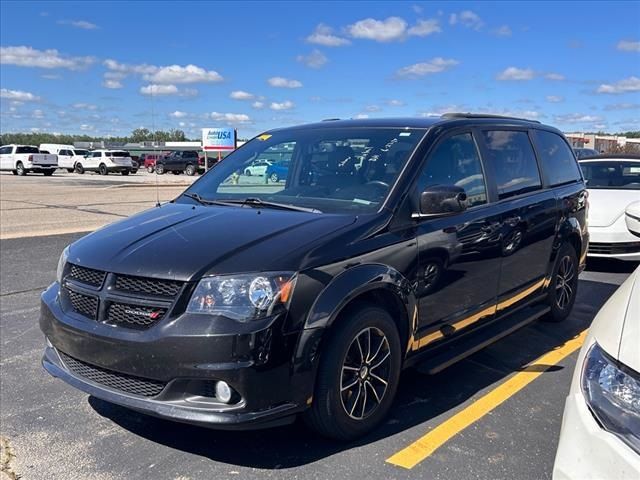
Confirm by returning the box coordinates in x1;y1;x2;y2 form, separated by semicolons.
93;152;101;158
0;147;11;154
532;130;582;186
482;130;542;199
416;133;488;208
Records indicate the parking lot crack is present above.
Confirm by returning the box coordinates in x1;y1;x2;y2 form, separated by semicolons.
0;436;19;480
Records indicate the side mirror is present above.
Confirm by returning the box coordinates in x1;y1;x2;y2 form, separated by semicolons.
419;185;468;215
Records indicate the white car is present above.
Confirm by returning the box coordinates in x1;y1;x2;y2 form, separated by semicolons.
553;267;640;480
39;144;89;172
74;149;134;175
627;201;640;237
244;159;273;176
0;144;58;175
579;156;640;261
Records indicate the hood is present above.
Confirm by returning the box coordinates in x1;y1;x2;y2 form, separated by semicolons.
587;189;640;227
68;202;357;281
618;268;639;372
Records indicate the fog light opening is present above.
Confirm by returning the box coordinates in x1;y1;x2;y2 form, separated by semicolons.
216;381;233;404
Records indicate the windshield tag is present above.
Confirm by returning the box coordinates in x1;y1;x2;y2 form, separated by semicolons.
258;134;272;141
353;198;372;205
399;132;411;137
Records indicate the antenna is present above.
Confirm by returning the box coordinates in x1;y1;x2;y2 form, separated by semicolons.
150;86;161;207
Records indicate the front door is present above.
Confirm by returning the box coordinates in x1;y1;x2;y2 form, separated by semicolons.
411;131;502;351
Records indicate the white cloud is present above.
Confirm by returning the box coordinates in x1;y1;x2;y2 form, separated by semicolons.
209;112;252;125
396;57;459;78
270;100;295;111
545;72;565;81
102;79;123;89
0;88;41;102
71;103;97;110
546;95;564;103
449;10;484;30
0;46;94;70
496;67;535;81
407;19;441;37
354;114;369;119
387;99;405;106
347;17;407;42
169;111;188;118
140;84;179;96
230;90;255;100
617;40;640;52
104;59;158;75
364;105;381;112
58;19;99;30
32;109;45;119
306;24;351;47
296;49;328;69
79;124;95;131
268;77;303;88
597;76;640;94
144;64;223;84
604;103;640;111
252;101;265;109
491;25;512;37
554;113;603;124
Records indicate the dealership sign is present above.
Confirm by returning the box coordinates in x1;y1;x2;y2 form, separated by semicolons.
202;128;236;151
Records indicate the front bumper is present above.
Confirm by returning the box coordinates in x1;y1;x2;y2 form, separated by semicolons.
588;222;640;261
553;393;640;480
39;283;309;429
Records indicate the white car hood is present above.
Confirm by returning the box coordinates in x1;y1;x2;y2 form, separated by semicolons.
587;189;640;227
618;269;639;372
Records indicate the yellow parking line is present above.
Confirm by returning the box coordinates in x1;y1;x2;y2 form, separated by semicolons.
386;329;588;470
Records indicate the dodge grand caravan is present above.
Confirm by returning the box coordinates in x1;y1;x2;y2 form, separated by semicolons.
40;114;589;440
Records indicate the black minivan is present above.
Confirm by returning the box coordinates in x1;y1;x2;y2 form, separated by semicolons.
40;114;588;440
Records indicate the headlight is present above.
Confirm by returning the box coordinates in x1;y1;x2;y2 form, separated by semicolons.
56;246;69;284
186;272;295;321
581;342;640;454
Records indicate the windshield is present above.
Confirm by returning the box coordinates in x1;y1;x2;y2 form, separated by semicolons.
183;127;425;213
580;161;640;190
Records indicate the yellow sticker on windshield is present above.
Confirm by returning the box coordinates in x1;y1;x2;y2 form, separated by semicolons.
258;134;272;141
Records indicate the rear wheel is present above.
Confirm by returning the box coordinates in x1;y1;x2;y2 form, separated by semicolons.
270;173;279;183
75;163;85;174
304;304;402;440
185;164;197;176
147;165;154;173
16;162;26;176
99;163;108;175
544;243;579;323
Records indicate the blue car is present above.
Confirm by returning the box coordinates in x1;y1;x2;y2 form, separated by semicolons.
265;161;289;183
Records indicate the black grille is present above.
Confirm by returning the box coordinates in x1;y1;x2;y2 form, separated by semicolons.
68;264;106;287
106;302;167;329
114;274;182;297
59;351;166;397
589;242;640;255
67;290;98;319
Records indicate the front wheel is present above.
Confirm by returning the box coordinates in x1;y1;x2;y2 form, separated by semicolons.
99;164;108;175
544;243;579;323
304;304;402;440
16;162;26;176
269;173;279;183
185;164;196;176
155;164;165;175
75;163;84;174
244;169;252;176
147;165;154;173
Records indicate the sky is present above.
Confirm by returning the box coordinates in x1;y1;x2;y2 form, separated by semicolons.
1;1;639;139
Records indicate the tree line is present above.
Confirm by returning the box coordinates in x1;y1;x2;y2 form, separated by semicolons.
0;128;192;146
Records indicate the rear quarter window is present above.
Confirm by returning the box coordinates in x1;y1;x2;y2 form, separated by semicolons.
533;130;582;186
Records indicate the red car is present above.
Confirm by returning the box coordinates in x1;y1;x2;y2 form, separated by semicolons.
141;153;168;173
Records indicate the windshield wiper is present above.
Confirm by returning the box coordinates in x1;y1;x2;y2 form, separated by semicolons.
218;197;322;213
181;192;237;207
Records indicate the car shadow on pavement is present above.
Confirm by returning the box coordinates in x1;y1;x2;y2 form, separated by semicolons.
89;278;620;469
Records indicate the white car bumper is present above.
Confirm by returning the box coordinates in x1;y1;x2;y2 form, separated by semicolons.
553;393;640;480
588;219;640;261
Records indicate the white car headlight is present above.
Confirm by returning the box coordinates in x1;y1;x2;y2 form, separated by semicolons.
186;273;295;321
56;246;70;284
581;342;640;454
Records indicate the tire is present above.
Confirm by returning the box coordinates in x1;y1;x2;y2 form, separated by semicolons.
121;170;129;176
543;243;579;323
43;170;54;176
270;173;279;183
75;163;85;174
185;164;196;176
155;164;165;175
99;164;108;175
16;162;26;176
11;170;17;175
304;303;402;441
66;168;74;173
244;169;252;176
147;165;154;173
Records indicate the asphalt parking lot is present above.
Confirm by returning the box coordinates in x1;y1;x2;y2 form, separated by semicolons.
0;173;637;480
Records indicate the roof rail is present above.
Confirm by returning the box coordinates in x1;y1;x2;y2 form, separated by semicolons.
441;112;541;124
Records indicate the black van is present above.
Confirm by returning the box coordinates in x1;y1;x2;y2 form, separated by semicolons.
40;114;588;440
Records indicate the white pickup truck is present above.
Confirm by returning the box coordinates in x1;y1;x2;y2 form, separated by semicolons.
0;144;58;176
